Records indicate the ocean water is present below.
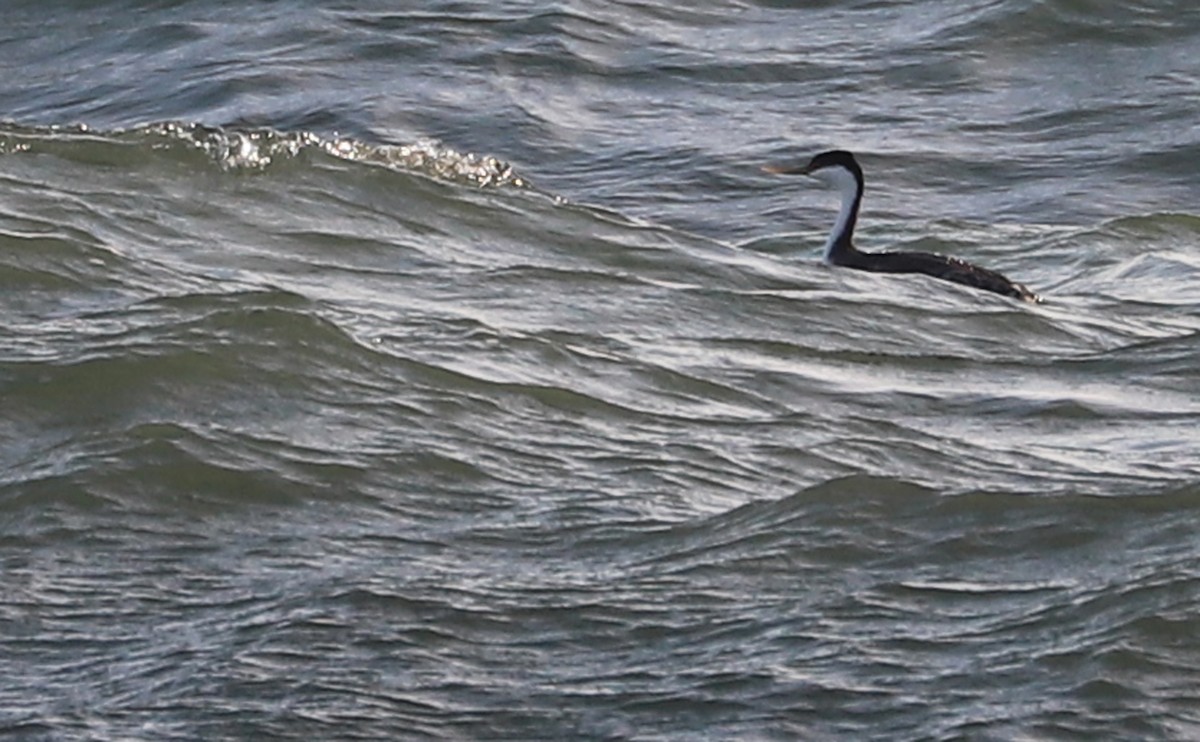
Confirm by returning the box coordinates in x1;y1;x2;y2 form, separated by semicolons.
2;1;1200;739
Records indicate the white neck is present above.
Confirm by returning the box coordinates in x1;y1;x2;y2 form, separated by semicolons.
812;166;860;262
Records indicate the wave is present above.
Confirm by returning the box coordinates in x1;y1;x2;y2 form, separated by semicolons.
0;120;530;188
618;475;1200;571
899;0;1200;49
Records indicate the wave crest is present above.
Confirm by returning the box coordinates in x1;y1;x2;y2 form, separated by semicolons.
0;120;530;188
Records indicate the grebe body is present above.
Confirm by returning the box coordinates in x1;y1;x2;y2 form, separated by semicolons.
765;150;1040;303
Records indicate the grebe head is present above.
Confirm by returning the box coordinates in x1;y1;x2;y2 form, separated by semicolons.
763;150;864;261
763;149;862;191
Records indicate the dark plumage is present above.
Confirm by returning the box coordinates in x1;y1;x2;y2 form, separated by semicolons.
764;150;1041;303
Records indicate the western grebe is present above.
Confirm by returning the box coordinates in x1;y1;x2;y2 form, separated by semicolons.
764;150;1040;302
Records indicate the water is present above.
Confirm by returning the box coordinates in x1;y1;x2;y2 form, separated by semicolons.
3;1;1200;739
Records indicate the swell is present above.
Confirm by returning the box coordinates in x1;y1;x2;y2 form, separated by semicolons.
906;0;1200;49
630;476;1200;740
0;289;388;514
